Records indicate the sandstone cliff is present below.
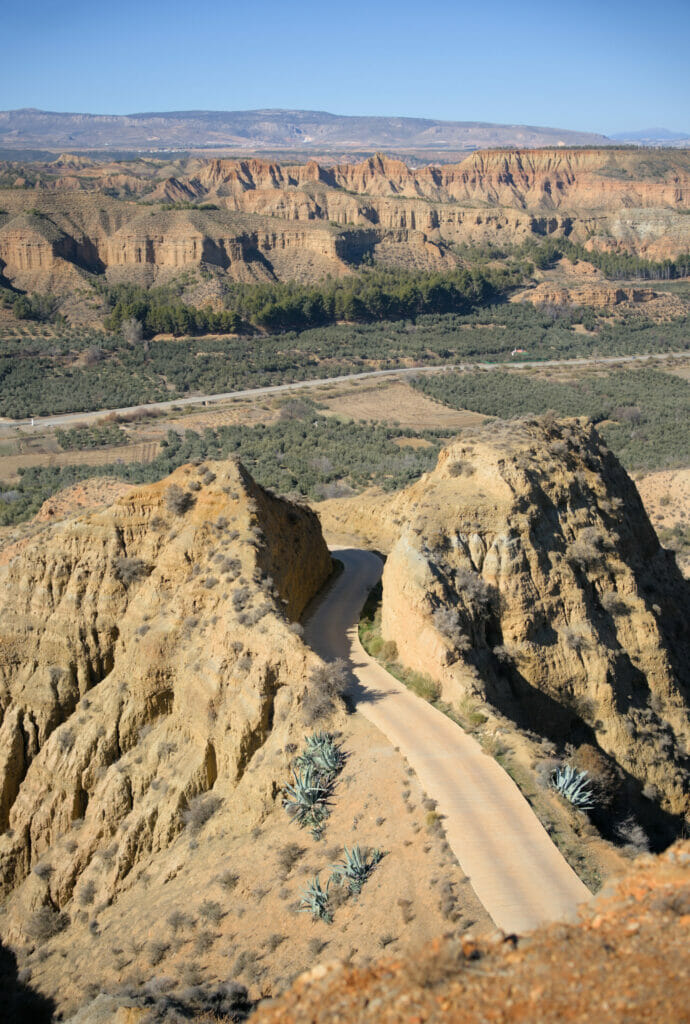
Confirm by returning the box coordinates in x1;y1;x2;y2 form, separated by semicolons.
323;420;690;840
1;149;690;309
0;458;331;931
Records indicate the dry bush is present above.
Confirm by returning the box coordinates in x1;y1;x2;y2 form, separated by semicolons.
447;459;475;477
455;568;493;609
147;940;169;966
600;590;630;616
302;659;348;722
380;640;398;661
560;624;593;654
113;556;151;585
432;607;471;651
216;870;239;892
568;527;609;570
198;900;223;925
182;793;222;833
165;484;195;515
571;744;620;807
26;907;69;942
276;842;304;877
615;816;650;853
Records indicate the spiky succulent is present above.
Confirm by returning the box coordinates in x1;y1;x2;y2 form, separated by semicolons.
299;876;332;922
283;764;331;838
330;844;382;895
295;732;345;780
550;763;596;810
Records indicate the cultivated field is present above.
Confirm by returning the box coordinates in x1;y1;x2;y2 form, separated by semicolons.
316;380;487;431
0;442;160;483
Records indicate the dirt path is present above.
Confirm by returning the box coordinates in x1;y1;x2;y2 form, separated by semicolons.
304;548;591;935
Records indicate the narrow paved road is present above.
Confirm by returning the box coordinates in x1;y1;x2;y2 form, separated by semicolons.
1;349;686;431
304;548;591;935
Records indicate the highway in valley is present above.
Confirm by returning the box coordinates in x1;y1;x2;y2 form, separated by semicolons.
1;349;686;432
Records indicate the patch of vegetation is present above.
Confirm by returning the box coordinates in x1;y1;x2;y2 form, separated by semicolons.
3;298;688;419
330;844;382;895
56;422;128;450
0;413;444;526
413;366;690;471
283;732;346;840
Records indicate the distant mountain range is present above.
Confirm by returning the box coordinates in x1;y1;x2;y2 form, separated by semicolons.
610;128;690;147
0;108;610;153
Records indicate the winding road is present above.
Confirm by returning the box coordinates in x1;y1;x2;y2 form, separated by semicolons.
304;548;591;935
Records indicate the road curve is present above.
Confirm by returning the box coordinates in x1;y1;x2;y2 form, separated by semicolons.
304;548;591;935
1;349;686;431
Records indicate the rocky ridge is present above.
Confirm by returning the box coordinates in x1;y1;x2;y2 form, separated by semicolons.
1;150;690;305
251;841;690;1024
322;419;690;841
0;458;330;933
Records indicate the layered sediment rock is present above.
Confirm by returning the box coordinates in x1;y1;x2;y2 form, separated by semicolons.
0;459;331;935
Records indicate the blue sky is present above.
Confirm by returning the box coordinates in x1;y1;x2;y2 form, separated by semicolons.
3;0;689;134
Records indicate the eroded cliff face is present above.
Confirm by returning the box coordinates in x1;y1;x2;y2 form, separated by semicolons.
1;148;689;304
0;459;331;938
376;421;690;831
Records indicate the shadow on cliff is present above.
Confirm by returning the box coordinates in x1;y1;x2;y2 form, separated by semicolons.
483;659;684;852
0;940;55;1024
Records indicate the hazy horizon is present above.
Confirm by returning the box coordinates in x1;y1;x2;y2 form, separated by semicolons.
3;0;689;136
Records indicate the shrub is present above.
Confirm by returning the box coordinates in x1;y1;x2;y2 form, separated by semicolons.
330;845;382;895
181;792;222;832
615;816;650;853
600;590;630;616
198;900;223;925
432;607;471;651
295;731;346;780
302;659;348;722
560;624;593;654
568;527;608;570
113;556;150;585
165;484;195;515
167;910;190;932
56;727;75;755
455;568;493;609
447;459;475;477
216;870;239;892
148;940;169;966
299;877;332;922
26;907;69;942
283;765;331;839
276;842;304;877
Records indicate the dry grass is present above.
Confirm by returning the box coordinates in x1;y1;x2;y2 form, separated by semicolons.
318;381;486;431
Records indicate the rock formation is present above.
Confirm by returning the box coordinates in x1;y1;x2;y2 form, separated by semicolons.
325;419;690;840
0;458;330;934
1;149;689;308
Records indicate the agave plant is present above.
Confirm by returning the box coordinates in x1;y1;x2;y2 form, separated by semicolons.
550;763;596;810
295;732;345;781
330;845;382;895
299;876;332;922
283;764;331;838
